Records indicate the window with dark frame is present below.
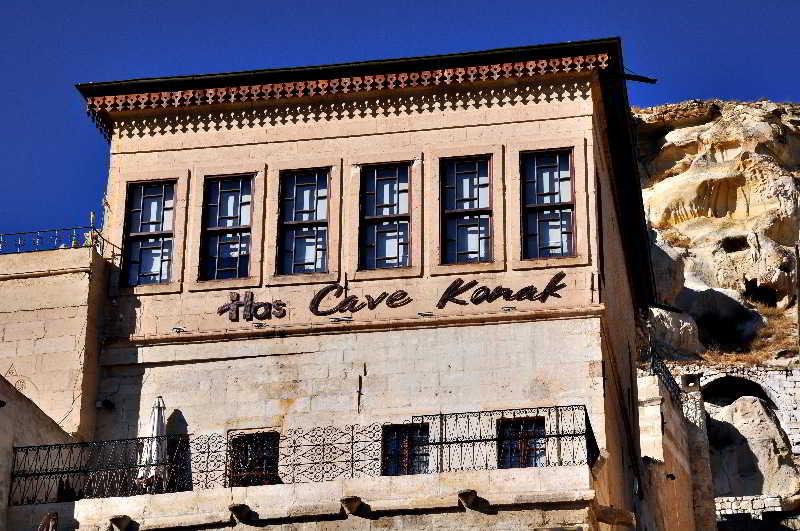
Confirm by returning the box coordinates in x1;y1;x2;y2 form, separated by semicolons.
381;423;429;476
441;157;492;264
199;175;253;280
277;168;329;275
521;151;574;259
497;417;547;469
123;181;175;287
227;431;281;487
359;163;410;270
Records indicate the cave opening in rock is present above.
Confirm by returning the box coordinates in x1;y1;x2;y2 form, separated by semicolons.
703;376;776;409
720;235;749;253
742;278;779;307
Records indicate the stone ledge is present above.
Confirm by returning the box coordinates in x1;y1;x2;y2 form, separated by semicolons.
8;467;593;530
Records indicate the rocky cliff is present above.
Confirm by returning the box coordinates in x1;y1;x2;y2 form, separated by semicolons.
635;100;800;364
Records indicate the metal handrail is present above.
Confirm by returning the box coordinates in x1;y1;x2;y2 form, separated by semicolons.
10;405;597;506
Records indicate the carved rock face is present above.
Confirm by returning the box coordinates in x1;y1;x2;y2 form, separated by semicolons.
637;100;800;353
706;396;800;498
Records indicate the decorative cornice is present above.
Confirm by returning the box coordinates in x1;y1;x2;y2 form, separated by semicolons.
85;53;608;138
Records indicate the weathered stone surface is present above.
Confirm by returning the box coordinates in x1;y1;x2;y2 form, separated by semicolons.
706;396;800;499
636;100;800;356
649;307;704;354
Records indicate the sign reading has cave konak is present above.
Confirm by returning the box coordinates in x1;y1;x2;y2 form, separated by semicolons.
217;271;567;322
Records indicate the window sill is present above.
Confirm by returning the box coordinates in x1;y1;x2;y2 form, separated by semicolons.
349;266;423;282
510;254;589;271
266;271;339;287
186;274;264;292
115;282;183;297
428;260;505;277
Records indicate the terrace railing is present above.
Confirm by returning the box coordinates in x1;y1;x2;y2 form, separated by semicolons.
0;225;120;265
10;405;597;506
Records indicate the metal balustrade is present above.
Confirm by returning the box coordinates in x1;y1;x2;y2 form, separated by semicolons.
10;405;598;506
0;225;120;265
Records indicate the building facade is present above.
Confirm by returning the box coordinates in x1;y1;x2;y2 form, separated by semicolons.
1;39;673;530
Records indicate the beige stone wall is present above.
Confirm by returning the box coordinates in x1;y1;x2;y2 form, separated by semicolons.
95;317;604;440
637;376;697;531
589;100;641;521
0;376;74;530
98;76;600;343
0;246;105;439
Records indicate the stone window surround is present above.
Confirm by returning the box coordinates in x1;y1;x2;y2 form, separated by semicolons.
426;144;506;277
506;137;591;271
186;162;266;292
112;169;189;296
111;138;590;293
264;155;343;287
344;150;424;282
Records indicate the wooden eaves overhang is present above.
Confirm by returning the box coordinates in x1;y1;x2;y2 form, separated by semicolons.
75;37;654;310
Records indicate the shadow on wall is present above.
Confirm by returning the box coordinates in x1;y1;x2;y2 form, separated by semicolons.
675;286;763;350
706;415;764;497
703;376;777;409
166;409;193;492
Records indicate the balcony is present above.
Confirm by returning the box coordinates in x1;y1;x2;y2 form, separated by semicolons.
10;405;598;507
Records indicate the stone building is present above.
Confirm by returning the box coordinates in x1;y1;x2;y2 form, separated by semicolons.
0;38;704;530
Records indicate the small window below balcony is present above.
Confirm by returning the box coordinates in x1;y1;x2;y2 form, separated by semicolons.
227;431;280;487
381;423;429;476
497;417;546;469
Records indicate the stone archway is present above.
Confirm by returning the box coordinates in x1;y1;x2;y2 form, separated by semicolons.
700;375;800;499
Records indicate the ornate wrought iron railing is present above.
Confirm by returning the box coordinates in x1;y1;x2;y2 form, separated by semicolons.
10;405;597;506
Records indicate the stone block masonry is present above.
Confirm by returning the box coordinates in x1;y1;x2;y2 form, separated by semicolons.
671;363;800;453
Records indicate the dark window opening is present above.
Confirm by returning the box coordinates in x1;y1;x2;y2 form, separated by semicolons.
200;175;252;280
123;181;175;286
381;423;429;476
497;417;546;469
359;163;411;269
277;169;329;275
228;431;281;487
520;151;574;259
441;157;491;264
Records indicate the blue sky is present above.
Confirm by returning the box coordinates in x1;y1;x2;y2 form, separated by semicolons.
0;0;797;233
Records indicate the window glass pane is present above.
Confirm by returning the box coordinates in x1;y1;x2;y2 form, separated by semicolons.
123;182;176;286
398;168;409;214
382;424;429;476
139;246;161;279
525;208;573;259
160;239;172;282
220;191;238;225
523;151;571;206
162;206;174;232
278;170;329;274
199;176;252;280
127;210;141;234
445;214;490;264
359;164;411;270
141;196;162;228
498;418;546;469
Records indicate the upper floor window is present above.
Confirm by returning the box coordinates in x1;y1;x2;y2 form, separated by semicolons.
227;431;280;487
199;175;252;280
521;151;574;259
497;417;546;469
359;163;410;270
277;168;329;275
441;157;491;264
123;181;175;287
381;423;429;476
